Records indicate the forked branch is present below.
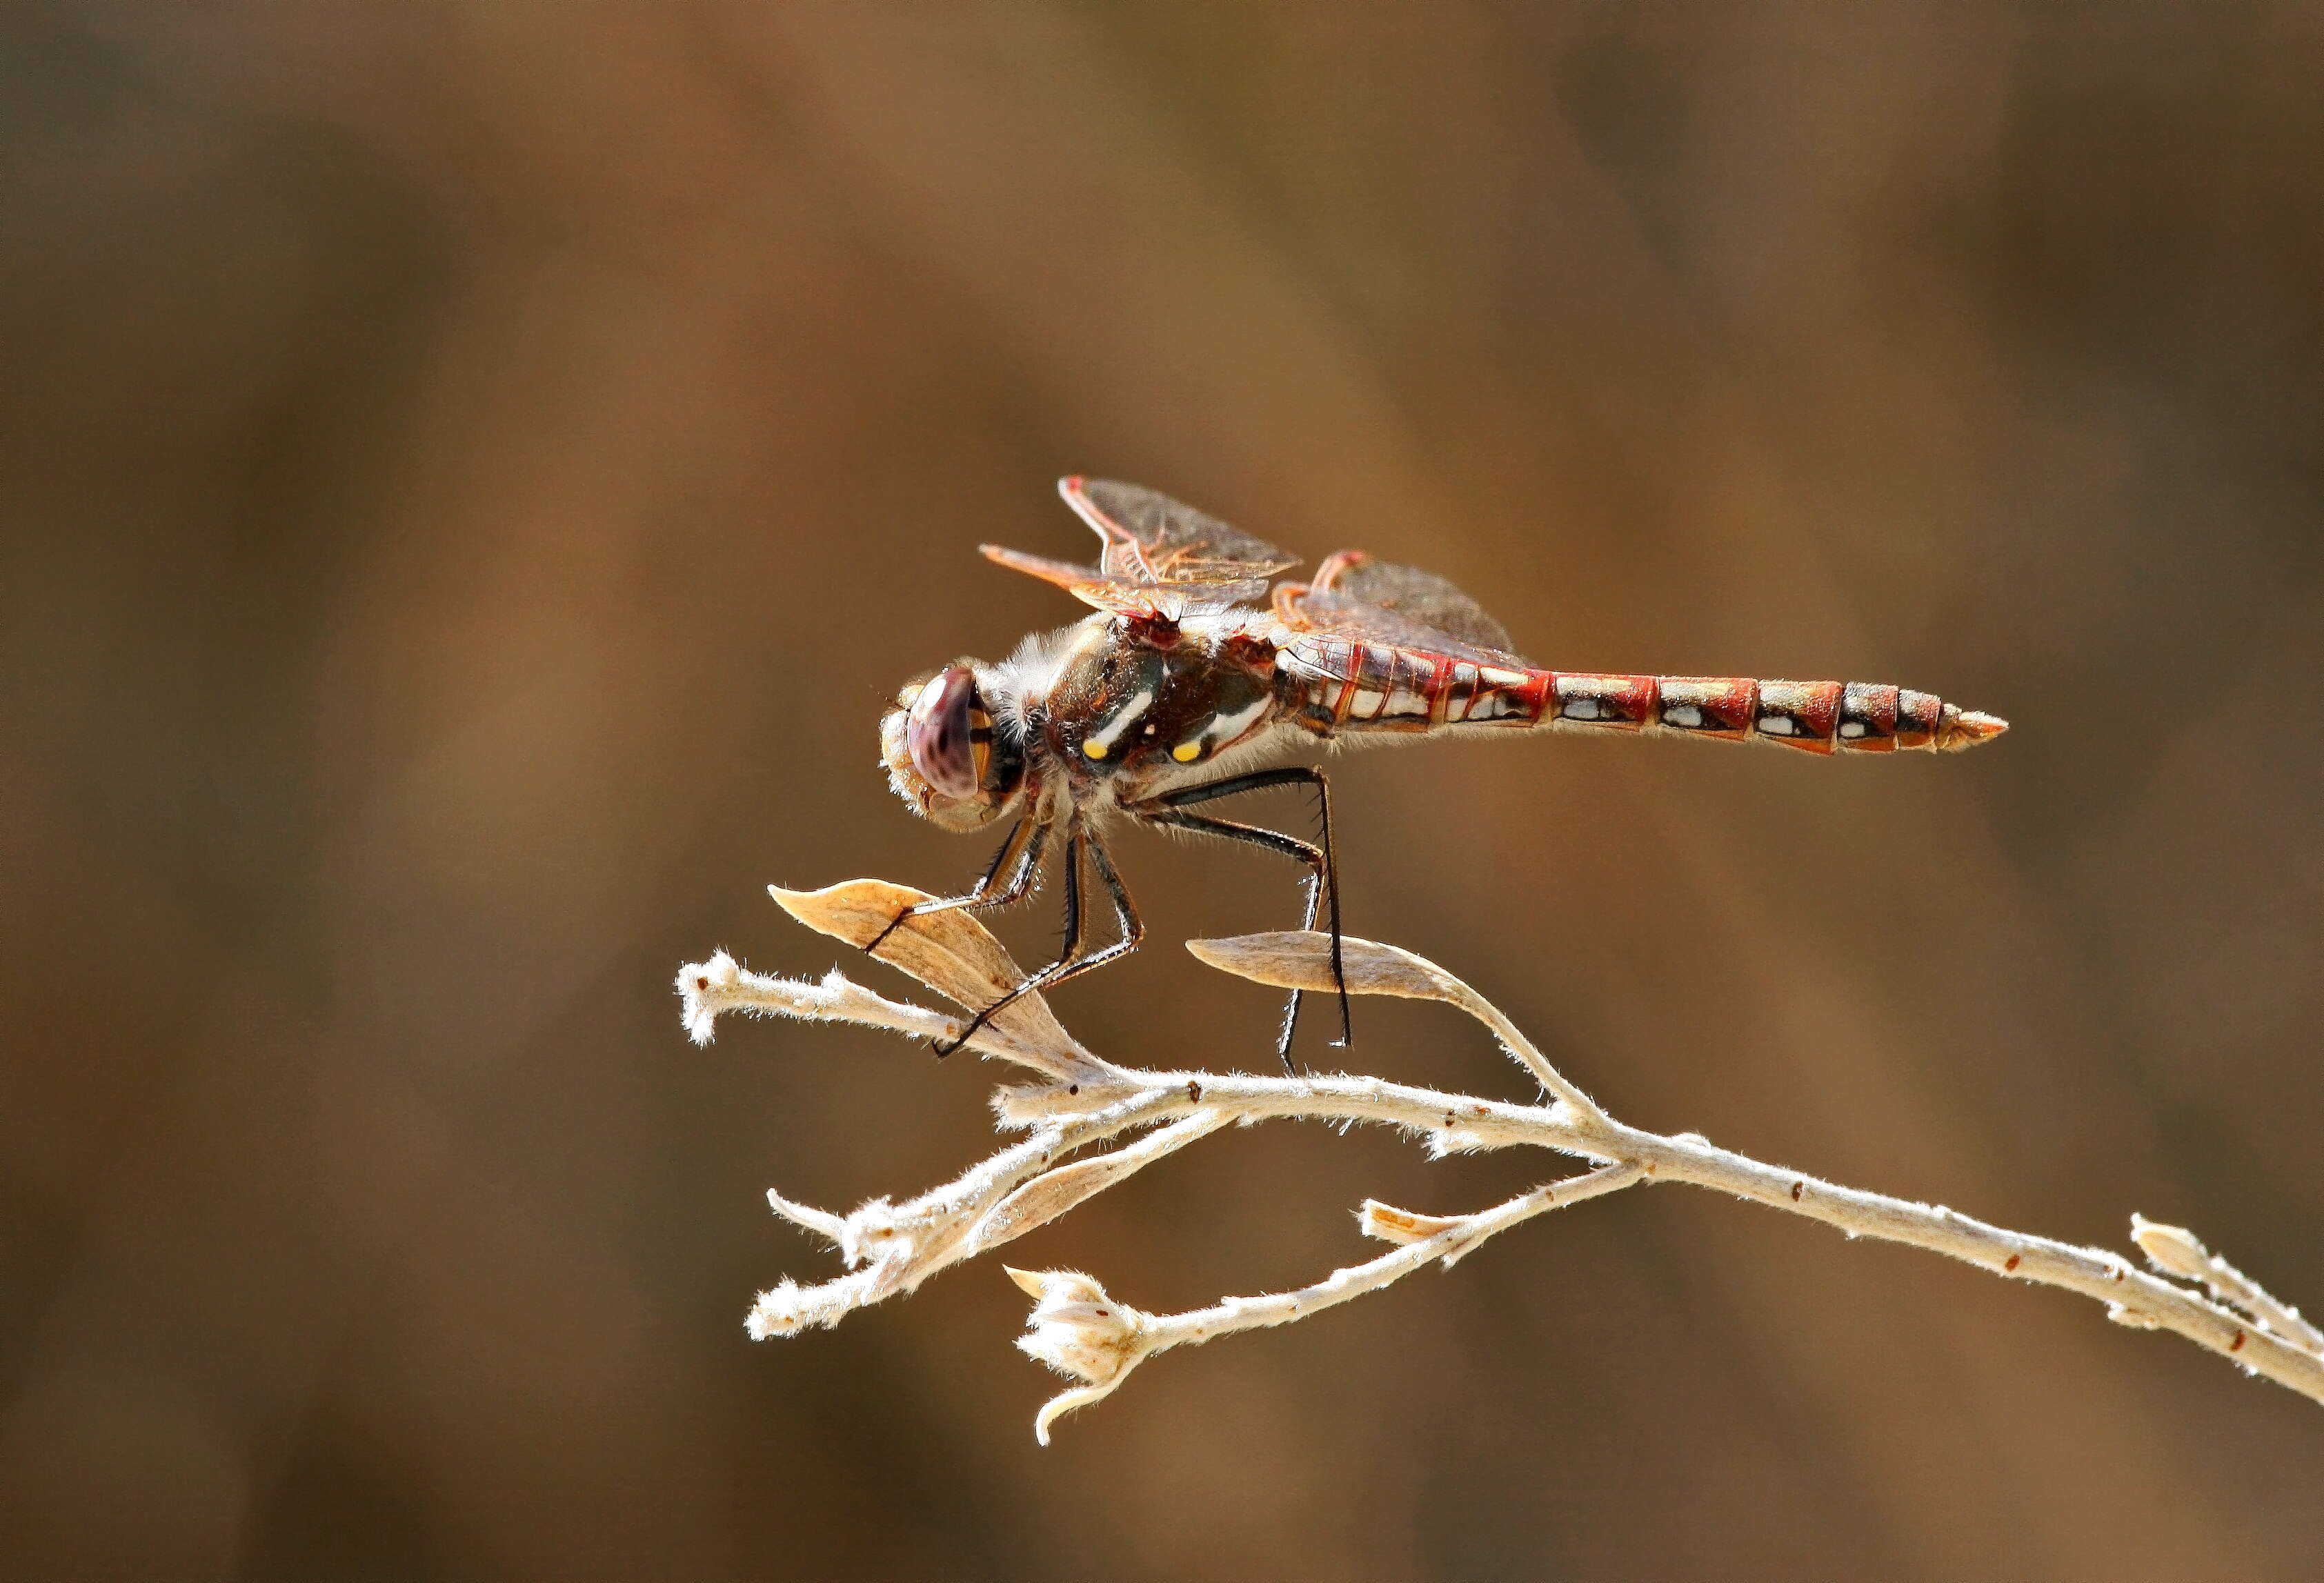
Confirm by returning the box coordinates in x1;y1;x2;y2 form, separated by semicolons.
679;879;2324;1442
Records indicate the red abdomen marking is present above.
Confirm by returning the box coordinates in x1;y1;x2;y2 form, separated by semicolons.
1652;677;1756;739
1750;679;1844;753
1548;674;1656;730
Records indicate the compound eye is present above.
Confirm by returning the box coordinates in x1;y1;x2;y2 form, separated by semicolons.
906;666;987;799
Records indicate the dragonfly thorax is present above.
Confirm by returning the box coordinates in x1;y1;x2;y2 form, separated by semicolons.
883;610;1286;835
1041;616;1280;792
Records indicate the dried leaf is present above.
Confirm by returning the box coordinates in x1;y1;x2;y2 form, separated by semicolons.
971;1155;1140;1254
1188;930;1595;1111
772;879;1078;1059
2130;1216;2212;1282
1358;1199;1469;1245
766;1189;848;1244
1187;930;1471;1004
966;1111;1230;1256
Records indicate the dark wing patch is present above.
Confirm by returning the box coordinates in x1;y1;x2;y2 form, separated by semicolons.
1281;552;1533;666
984;477;1300;617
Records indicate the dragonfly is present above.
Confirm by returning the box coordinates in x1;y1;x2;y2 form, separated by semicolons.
878;477;2007;1066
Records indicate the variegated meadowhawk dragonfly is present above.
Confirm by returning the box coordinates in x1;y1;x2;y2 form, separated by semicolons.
880;477;2006;1066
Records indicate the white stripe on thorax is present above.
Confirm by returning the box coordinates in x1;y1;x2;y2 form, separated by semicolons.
1087;688;1155;753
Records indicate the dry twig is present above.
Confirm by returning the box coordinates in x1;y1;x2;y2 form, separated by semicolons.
679;879;2324;1442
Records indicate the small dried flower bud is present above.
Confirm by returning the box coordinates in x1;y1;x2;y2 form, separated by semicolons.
1006;1267;1144;1385
1006;1267;1156;1444
2130;1215;2212;1282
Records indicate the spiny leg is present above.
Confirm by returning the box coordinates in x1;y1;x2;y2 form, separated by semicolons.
1057;828;1144;987
868;816;1047;952
932;826;1146;1057
1140;808;1333;1071
1144;766;1347;1067
931;829;1079;1057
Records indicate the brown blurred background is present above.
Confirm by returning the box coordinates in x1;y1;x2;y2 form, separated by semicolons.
3;2;2321;1578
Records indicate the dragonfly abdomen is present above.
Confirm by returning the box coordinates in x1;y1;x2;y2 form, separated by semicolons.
1552;674;2005;753
1278;637;2005;753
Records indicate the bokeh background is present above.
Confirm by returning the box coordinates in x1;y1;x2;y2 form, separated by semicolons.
5;3;2323;1578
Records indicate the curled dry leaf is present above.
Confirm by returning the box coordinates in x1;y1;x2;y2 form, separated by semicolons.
765;1189;848;1246
1358;1199;1470;1245
772;879;1083;1065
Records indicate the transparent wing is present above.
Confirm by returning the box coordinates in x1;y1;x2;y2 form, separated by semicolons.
982;477;1299;617
1275;552;1533;666
1066;477;1298;586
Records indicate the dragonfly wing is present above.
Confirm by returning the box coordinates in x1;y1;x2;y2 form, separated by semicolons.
1062;477;1298;590
977;546;1170;617
986;477;1301;616
1278;552;1533;666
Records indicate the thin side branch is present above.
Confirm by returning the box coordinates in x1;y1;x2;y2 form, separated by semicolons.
1010;1161;1645;1443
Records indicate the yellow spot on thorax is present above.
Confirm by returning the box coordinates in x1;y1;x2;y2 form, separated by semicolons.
1171;741;1202;763
1082;741;1108;760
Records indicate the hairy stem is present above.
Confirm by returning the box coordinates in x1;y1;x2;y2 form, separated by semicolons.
684;893;2324;1440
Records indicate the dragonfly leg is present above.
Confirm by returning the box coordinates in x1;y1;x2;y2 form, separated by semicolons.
1140;766;1347;1069
1137;808;1329;1070
868;817;1047;950
931;826;1143;1057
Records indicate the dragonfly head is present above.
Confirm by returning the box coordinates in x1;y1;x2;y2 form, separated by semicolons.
882;663;1024;831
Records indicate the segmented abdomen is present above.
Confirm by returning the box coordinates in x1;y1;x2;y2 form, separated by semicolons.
1275;636;2005;753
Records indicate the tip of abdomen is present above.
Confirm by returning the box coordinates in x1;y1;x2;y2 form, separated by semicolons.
1938;706;2009;750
